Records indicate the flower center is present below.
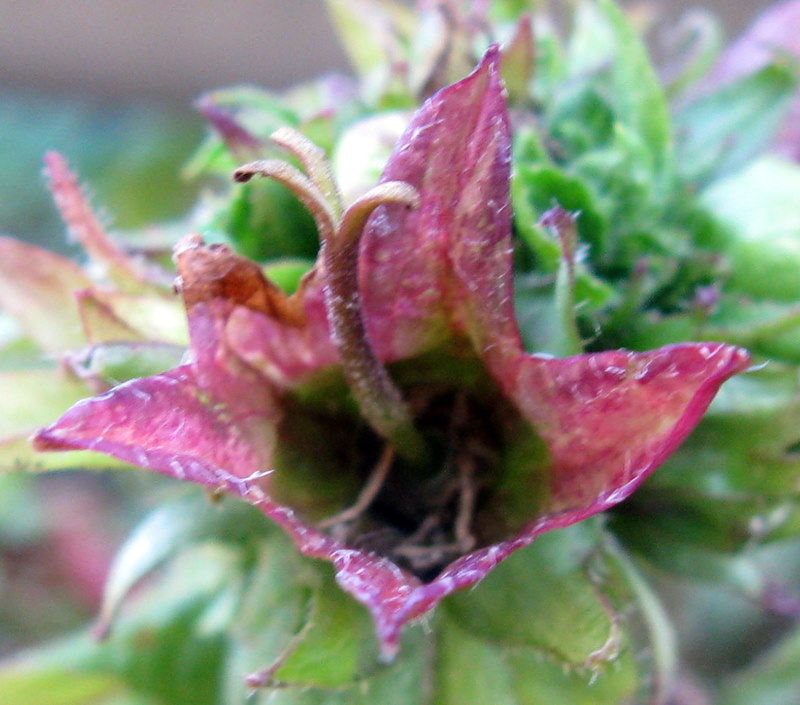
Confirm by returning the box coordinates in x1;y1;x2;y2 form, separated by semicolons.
338;387;499;580
233;130;550;579
269;352;547;581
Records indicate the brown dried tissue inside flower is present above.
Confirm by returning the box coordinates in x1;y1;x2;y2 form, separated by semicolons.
282;367;544;582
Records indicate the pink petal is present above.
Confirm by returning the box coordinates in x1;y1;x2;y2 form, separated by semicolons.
510;343;751;513
173;234;338;388
360;46;521;362
34;300;279;488
223;279;339;389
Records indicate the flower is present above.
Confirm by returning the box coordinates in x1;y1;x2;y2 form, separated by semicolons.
33;47;750;658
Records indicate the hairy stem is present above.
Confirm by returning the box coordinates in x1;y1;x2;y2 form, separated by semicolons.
325;183;427;461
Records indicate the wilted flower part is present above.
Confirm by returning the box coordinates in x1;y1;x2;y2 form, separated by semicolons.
34;47;750;657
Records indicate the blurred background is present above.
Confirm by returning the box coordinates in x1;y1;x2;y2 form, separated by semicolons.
0;0;777;248
0;0;776;100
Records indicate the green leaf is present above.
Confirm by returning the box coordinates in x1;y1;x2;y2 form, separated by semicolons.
0;655;125;705
208;177;320;262
0;437;128;473
531;24;567;106
663;9;723;100
513;164;608;260
676;64;796;184
93;548;235;705
263;259;315;295
0;546;235;705
0;367;128;473
613;365;800;576
598;0;673;176
0;237;90;353
664;364;800;500
0;369;88;440
546;85;616;157
489;0;534;23
720;619;800;705
185;87;299;178
86;293;188;346
97;493;272;636
572;124;667;264
703;156;800;302
325;0;411;79
566;1;616;79
705;296;800;364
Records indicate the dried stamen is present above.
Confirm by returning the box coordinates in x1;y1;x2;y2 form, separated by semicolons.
317;444;395;530
233;160;336;243
234;142;428;460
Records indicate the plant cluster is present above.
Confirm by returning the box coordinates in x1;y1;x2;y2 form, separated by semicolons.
2;1;800;703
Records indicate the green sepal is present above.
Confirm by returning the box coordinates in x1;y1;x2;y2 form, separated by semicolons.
437;520;674;704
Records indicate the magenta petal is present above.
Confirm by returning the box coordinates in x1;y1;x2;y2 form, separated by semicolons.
360;45;521;362
34;300;279;488
509;343;752;513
